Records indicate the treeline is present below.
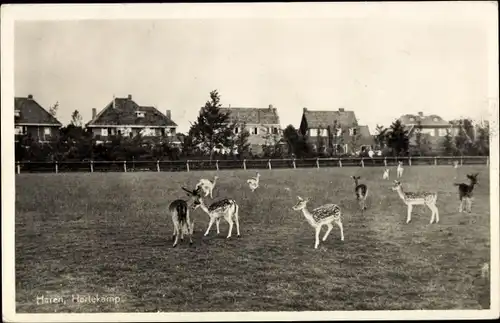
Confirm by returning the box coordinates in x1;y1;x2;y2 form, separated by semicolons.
15;90;490;162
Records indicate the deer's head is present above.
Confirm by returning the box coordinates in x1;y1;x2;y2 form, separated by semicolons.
391;180;402;191
466;173;479;185
292;196;310;211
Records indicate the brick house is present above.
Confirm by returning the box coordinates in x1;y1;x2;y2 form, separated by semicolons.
86;95;179;144
14;94;63;142
218;104;283;155
399;112;460;153
299;107;374;155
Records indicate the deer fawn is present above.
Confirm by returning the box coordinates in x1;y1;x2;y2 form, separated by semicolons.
351;176;368;211
391;180;439;224
169;187;201;247
191;195;241;239
396;161;404;178
292;196;344;249
247;172;261;192
454;173;478;213
195;175;218;199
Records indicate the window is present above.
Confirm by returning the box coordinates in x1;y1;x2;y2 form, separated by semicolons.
438;129;448;137
135;111;145;118
253;127;258;135
234;127;239;134
336;128;342;136
409;117;415;122
272;127;278;135
433;117;439;122
14;109;20;117
319;129;327;137
101;128;108;136
309;129;318;136
349;128;357;136
44;127;51;135
15;126;23;135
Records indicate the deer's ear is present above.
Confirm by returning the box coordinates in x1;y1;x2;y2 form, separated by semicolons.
297;196;303;201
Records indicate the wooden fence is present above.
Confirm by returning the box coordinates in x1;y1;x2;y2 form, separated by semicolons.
14;156;489;174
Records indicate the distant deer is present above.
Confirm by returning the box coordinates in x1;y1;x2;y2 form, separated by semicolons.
247;172;261;192
191;195;241;239
391;180;439;224
454;173;478;213
453;160;459;169
383;168;390;180
292;196;344;249
195;176;219;199
351;176;368;211
396;161;404;178
169;187;201;247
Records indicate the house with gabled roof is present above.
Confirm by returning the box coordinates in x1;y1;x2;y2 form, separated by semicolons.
217;104;283;155
86;95;179;144
299;107;374;155
399;112;460;152
14;94;63;142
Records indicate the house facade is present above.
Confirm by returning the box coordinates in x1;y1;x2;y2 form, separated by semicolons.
86;95;179;144
299;107;374;155
15;94;63;142
218;104;283;155
399;112;460;153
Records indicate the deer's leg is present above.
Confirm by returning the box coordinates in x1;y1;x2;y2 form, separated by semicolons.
234;206;241;237
323;223;333;241
172;223;180;247
216;218;221;235
314;226;321;249
426;203;435;224
406;205;413;224
467;197;472;213
434;204;440;223
335;219;344;241
226;217;234;239
204;217;215;236
458;197;463;212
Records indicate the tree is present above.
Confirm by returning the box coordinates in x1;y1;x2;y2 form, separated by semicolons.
374;124;388;150
188;90;236;160
70;110;83;127
386;120;410;156
441;129;456;156
411;121;423;156
349;127;361;155
232;123;251;158
49;101;59;117
474;123;490;156
282;125;313;157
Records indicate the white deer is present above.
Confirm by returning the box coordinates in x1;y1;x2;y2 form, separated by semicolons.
391;180;439;224
247;172;261;192
383;168;390;180
191;195;241;239
195;175;218;199
292;196;344;249
396;161;404;178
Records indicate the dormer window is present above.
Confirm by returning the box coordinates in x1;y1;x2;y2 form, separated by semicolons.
433;117;439;122
14;109;20;117
135;111;145;118
409;117;415;122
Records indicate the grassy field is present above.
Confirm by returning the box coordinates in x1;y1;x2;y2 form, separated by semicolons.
15;165;491;312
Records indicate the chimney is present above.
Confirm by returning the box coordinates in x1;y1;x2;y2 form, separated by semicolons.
165;109;171;120
418;112;423;117
228;104;231;109
92;108;97;119
303;107;308;112
339;108;345;112
27;94;33;100
269;104;273;110
127;94;132;100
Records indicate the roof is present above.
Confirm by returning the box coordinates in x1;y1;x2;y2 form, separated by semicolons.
399;113;451;127
302;109;357;128
357;125;374;145
14;96;62;126
219;106;280;125
87;97;177;127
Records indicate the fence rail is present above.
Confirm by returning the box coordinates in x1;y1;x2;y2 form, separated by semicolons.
14;156;489;174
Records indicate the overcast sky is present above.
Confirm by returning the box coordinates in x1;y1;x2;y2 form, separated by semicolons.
14;3;497;133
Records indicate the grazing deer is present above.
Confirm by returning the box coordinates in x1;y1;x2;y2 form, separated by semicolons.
391;180;439;224
169;187;201;247
396;161;404;178
247;172;260;192
292;196;344;249
351;176;368;211
383;168;390;180
454;173;478;213
191;195;240;239
195;176;219;199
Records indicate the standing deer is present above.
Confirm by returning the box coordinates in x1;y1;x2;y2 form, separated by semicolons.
391;180;439;224
454;173;478;213
191;195;241;239
195;176;219;199
292;196;344;249
247;172;261;192
396;161;404;178
169;187;201;247
351;176;368;211
383;168;390;180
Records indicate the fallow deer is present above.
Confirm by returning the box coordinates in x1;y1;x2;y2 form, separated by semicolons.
391;180;439;224
454;173;479;213
351;176;368;211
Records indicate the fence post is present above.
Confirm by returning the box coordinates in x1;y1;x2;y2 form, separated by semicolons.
55;161;58;174
16;162;20;174
408;157;412;167
384;157;387;167
339;158;343;168
292;158;296;169
123;161;127;172
361;158;365;168
243;159;247;170
90;160;94;173
186;160;190;172
434;157;437;166
156;160;160;172
316;158;320;169
486;156;489;166
216;160;219;171
268;159;272;170
460;156;463;166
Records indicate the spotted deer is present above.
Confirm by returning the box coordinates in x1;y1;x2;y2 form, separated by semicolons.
292;196;344;249
454;173;478;213
191;195;240;239
351;176;368;211
391;180;439;224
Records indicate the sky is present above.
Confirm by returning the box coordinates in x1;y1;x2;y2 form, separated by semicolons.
14;4;497;134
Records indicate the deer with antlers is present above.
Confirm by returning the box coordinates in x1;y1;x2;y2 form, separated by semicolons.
195;175;219;199
391;180;439;224
351;176;368;211
190;193;241;239
292;196;344;249
169;187;202;247
454;173;479;213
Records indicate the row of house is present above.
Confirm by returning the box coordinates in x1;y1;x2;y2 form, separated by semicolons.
14;93;474;155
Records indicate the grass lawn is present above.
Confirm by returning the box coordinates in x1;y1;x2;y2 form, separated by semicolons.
15;165;491;312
